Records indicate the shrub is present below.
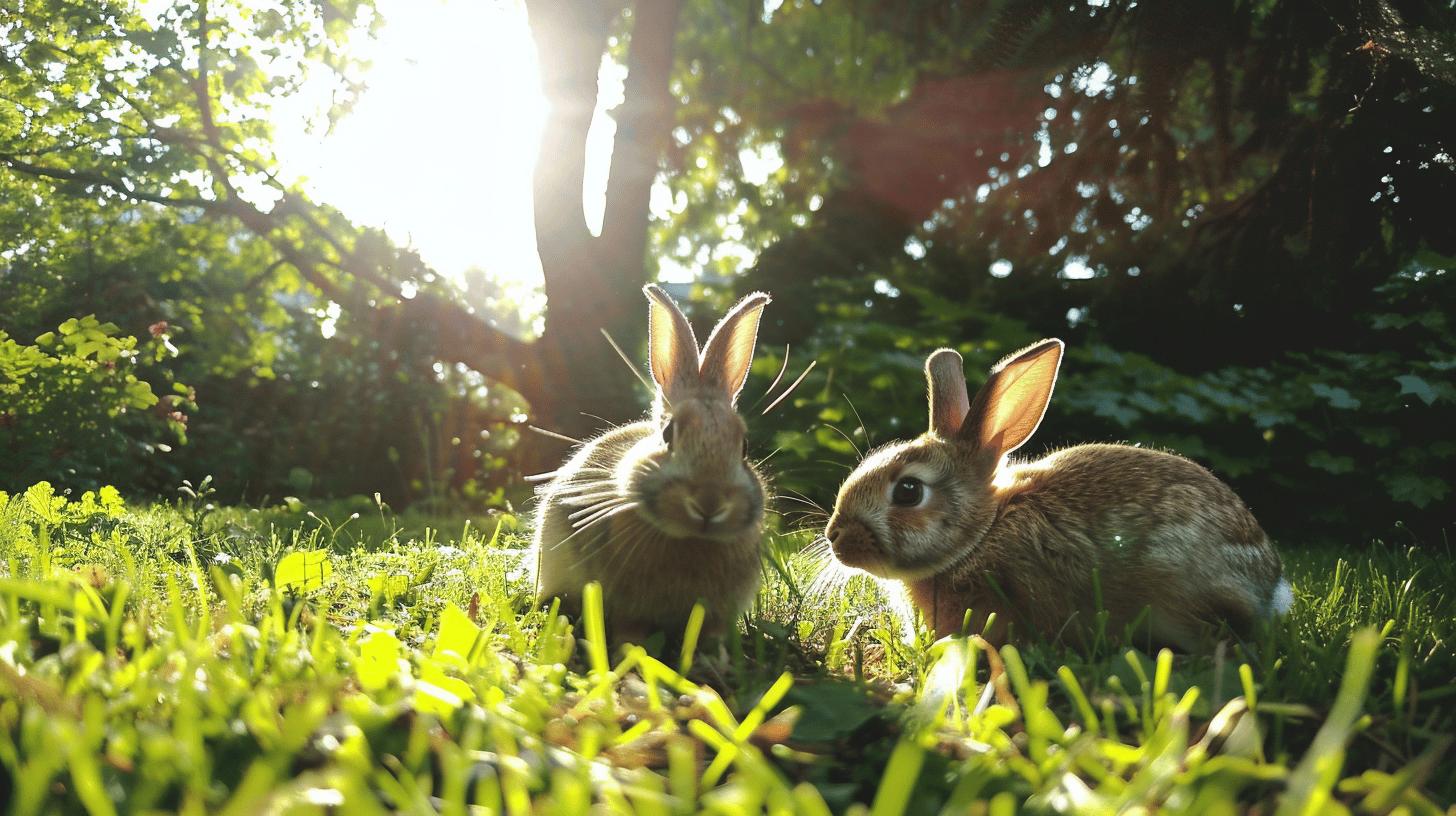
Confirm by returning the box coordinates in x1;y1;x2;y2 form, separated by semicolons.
0;316;189;490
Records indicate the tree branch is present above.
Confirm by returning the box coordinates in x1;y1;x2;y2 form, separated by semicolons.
0;154;219;210
1;153;547;408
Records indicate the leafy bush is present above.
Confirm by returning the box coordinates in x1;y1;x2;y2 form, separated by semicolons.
0;316;189;491
1058;264;1453;536
0;193;523;509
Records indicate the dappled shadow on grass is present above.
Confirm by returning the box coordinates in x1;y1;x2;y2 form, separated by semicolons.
0;485;1451;812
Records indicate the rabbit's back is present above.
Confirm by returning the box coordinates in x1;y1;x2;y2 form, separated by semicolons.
931;443;1284;648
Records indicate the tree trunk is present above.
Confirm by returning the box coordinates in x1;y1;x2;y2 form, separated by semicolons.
524;0;683;454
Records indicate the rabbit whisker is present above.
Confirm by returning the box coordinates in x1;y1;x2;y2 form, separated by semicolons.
600;327;656;393
551;466;612;480
568;496;630;521
804;567;835;601
797;538;832;569
546;500;640;553
761;359;817;416
806;562;857;602
579;412;626;432
843;392;872;448
754;445;786;469
527;425;584;445
549;489;616;507
799;536;861;601
546;511;612;553
818;422;863;460
773;494;826;510
751;344;792;410
783;517;830;533
572;501;640;531
777;488;830;514
550;479;618;496
560;490;622;509
560;521;643;575
781;485;823;500
603;527;654;590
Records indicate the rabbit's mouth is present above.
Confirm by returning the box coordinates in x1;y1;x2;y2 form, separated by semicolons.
640;493;761;542
826;517;890;575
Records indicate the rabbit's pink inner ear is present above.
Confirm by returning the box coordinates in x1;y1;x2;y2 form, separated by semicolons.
645;285;701;395
963;338;1064;457
699;291;771;402
926;348;970;437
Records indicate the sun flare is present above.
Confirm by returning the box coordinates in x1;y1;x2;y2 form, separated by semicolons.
276;0;590;289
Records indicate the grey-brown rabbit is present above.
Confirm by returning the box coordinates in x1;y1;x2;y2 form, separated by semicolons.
825;339;1291;650
532;285;771;644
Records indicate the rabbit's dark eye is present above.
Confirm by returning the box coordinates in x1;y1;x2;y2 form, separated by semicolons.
891;477;925;507
663;418;676;448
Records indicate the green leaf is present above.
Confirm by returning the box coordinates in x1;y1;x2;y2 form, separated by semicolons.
1170;393;1210;422
25;481;64;525
432;603;481;667
1386;474;1448;508
414;663;475;716
1277;629;1380;815
355;627;406;692
366;574;410;601
124;380;158;408
1394;375;1437;406
97;486;125;516
869;738;926;816
274;550;333;592
1307;450;1356;474
1310;383;1361;409
783;681;881;743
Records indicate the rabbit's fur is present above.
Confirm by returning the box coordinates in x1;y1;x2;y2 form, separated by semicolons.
533;285;770;643
825;339;1290;650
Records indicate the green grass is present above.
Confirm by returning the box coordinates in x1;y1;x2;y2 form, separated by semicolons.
1;481;1452;814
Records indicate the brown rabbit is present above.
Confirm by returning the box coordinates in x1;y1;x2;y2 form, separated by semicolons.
532;285;771;644
824;339;1291;650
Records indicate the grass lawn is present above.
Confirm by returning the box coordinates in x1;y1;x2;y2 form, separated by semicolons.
1;482;1452;814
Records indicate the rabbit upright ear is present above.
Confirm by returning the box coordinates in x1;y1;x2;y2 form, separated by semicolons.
962;339;1063;459
698;291;771;402
925;348;971;436
645;284;701;396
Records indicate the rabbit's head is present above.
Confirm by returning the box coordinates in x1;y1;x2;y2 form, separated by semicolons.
824;339;1064;578
621;285;771;542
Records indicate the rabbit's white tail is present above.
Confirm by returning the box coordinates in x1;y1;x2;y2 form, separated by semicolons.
1265;577;1294;617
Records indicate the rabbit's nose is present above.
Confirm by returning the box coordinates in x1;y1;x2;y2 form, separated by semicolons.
684;495;731;525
